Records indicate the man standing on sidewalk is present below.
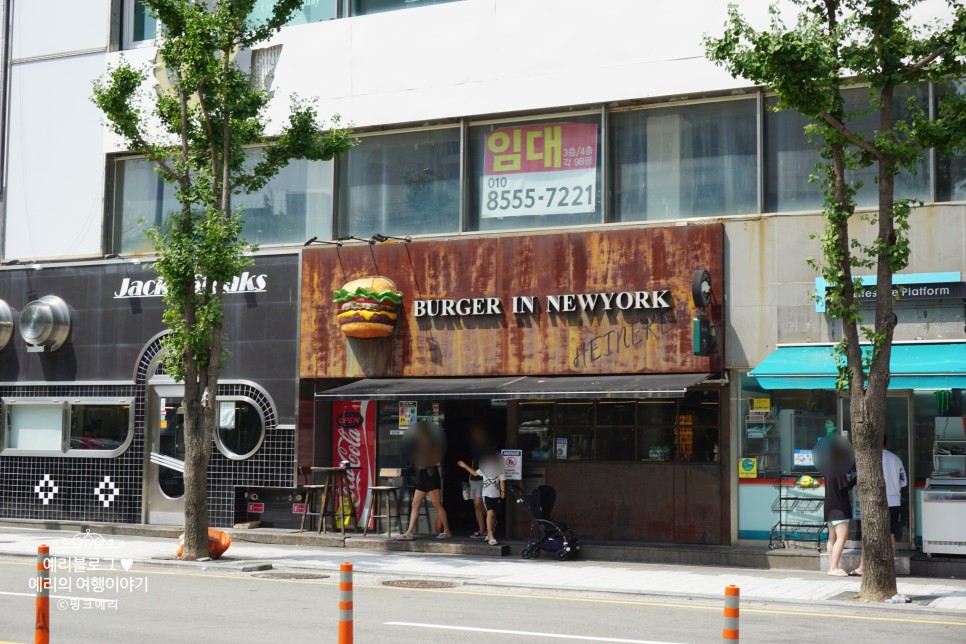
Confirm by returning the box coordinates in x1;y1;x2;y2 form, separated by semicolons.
853;435;907;576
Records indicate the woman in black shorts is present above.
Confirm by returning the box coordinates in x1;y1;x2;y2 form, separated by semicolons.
397;423;452;540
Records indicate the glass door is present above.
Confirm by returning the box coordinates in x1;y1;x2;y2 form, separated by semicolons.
144;386;186;525
840;394;914;545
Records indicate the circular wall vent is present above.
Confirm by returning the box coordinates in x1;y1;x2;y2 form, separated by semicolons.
19;295;70;351
0;300;12;350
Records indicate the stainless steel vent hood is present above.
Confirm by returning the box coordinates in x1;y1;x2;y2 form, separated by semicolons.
19;295;70;351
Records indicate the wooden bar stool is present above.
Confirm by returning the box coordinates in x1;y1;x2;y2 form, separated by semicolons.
312;466;360;535
364;468;402;537
298;466;326;533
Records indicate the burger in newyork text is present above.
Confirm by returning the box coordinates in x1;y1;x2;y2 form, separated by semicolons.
412;290;672;318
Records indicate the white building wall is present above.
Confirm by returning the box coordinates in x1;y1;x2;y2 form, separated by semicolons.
3;0;961;259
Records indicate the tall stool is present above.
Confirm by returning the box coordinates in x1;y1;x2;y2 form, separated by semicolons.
298;466;326;533
317;467;360;535
364;468;402;537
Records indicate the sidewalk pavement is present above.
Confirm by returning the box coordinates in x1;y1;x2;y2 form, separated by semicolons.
2;525;966;612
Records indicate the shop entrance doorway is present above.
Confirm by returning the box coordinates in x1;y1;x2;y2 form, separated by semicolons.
143;385;186;525
840;394;914;546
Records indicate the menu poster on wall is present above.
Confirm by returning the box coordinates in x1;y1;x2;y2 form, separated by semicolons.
332;401;376;519
398;401;417;430
481;122;597;218
555;437;569;460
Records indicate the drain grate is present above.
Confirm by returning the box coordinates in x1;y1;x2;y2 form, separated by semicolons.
252;572;329;580
382;579;459;589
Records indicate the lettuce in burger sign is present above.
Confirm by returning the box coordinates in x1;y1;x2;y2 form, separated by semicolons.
333;276;403;338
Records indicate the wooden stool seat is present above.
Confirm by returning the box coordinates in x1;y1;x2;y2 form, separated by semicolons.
364;487;401;537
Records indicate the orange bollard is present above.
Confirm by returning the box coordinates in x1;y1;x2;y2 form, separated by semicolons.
35;544;50;644
338;562;353;644
723;585;739;641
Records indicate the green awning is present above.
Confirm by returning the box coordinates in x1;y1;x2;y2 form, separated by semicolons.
750;343;966;390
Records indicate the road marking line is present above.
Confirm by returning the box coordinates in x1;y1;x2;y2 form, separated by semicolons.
2;560;964;627
385;622;683;643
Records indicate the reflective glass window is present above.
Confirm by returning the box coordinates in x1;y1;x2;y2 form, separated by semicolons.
113;151;333;253
69;405;131;452
337;128;461;237
351;0;461;16
611;99;758;221
764;85;931;212
216;400;264;459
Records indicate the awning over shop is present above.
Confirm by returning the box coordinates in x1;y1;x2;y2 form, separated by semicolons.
314;373;712;400
750;343;966;390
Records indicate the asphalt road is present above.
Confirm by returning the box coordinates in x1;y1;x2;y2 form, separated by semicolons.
0;558;964;644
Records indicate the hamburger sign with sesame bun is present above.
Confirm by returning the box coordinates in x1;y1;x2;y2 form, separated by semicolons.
333;276;403;338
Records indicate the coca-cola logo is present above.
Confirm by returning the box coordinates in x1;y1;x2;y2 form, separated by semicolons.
337;412;363;429
336;413;365;511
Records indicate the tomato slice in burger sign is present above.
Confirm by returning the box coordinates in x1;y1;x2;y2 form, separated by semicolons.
332;276;403;338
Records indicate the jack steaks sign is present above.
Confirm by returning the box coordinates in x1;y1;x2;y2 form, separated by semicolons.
300;225;723;378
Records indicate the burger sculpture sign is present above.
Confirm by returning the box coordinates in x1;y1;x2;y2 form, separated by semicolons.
333;276;403;338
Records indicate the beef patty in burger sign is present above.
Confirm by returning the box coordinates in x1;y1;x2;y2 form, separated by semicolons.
333;276;403;338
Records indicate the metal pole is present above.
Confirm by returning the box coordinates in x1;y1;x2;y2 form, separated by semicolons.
338;561;353;644
723;584;740;642
35;544;49;644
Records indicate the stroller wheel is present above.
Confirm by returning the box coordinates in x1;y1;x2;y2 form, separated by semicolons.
556;548;570;561
521;546;533;560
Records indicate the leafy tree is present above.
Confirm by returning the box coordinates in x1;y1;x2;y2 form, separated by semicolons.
707;0;966;600
93;0;353;559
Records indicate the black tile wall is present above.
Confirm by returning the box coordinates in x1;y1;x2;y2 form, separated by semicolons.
0;336;295;527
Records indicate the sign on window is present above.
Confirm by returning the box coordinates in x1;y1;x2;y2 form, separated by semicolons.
481;122;597;218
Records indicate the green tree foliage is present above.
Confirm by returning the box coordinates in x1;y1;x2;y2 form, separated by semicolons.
92;0;353;558
707;0;965;600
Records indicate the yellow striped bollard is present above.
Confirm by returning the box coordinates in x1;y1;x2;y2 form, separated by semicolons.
35;544;50;644
338;561;353;644
723;584;739;642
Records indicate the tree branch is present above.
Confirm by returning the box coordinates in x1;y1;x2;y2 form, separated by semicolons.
819;110;883;159
904;46;944;76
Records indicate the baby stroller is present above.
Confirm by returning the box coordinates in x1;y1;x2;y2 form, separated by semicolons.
511;485;580;561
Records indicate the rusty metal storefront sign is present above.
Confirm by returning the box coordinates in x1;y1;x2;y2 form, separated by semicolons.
300;225;724;378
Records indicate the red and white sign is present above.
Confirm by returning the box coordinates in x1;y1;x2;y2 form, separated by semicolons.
332;400;376;520
292;503;306;515
247;502;265;514
482;122;598;218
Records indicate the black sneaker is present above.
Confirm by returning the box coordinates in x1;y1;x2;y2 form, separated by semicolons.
470;531;485;539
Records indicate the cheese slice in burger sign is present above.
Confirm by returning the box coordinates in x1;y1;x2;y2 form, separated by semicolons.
333;276;403;338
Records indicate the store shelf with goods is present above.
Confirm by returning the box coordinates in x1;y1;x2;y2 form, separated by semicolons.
933;417;966;477
768;474;827;551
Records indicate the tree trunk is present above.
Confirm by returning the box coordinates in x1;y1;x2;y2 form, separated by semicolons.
180;292;212;560
854;79;899;601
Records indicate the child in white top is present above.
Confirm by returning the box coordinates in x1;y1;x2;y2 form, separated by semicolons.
457;453;505;545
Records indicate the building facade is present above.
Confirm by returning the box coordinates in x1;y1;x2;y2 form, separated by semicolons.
1;0;965;545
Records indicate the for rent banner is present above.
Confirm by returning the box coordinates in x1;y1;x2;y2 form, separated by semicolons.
481;122;598;218
332;400;376;518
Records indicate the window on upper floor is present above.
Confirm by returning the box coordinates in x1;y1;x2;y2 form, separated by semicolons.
121;0;158;49
350;0;462;17
935;81;966;203
336;128;461;238
248;0;338;26
467;114;603;231
764;85;932;213
111;150;334;254
610;98;759;221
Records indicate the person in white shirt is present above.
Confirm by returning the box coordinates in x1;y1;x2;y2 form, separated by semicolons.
853;435;907;576
457;453;505;546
